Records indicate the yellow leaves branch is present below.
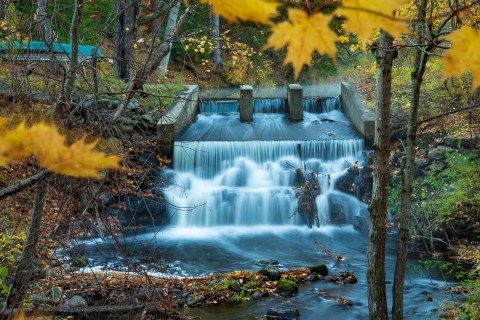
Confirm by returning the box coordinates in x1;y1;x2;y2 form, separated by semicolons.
192;0;409;78
0;118;121;178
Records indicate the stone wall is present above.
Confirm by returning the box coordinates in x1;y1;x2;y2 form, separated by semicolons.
156;85;199;156
340;82;375;147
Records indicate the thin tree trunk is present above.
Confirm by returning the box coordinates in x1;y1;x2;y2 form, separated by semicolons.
211;9;222;67
114;0;139;80
159;0;181;77
392;1;428;319
149;0;163;36
7;178;48;308
0;0;10;20
36;0;53;43
111;7;190;122
367;31;396;320
54;0;82;116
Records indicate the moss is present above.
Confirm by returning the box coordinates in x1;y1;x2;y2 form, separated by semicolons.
276;279;298;296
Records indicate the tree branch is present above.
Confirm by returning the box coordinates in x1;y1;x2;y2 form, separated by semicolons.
417;102;480;126
0;170;50;201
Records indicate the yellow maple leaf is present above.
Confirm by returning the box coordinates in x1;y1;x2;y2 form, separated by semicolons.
195;0;280;24
336;0;409;43
442;27;480;89
265;9;338;78
0;119;121;178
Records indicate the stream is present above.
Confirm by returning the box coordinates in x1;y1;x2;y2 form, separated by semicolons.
78;98;460;319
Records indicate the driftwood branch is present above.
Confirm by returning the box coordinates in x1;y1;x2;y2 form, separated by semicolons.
0;170;50;201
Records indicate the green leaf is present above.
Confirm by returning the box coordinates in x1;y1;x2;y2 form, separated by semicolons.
0;267;8;277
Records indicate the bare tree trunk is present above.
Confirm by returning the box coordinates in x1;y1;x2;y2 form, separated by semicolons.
111;7;190;122
0;0;10;19
7;178;48;308
36;0;53;42
159;0;181;77
367;31;396;320
114;0;140;81
149;0;163;36
54;0;83;116
392;2;428;319
211;10;222;67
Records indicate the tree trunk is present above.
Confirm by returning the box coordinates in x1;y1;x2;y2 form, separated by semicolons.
0;0;10;20
114;0;139;81
36;0;53;43
54;0;83;116
210;9;222;67
367;31;395;320
149;0;163;35
159;0;181;77
7;178;48;308
111;7;190;122
392;1;428;318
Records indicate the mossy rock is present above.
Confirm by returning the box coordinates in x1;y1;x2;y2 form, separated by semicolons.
308;264;328;277
276;279;298;296
259;266;282;280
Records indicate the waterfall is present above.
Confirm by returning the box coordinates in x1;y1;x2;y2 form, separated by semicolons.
303;96;340;113
162;95;367;228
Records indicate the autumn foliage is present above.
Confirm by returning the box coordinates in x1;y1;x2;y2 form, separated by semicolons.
0;118;120;178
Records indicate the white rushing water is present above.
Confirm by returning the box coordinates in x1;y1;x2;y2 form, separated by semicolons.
163;113;366;228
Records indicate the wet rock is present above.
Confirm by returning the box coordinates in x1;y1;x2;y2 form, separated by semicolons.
414;158;431;168
64;295;87;308
126;98;140;111
97;191;115;207
29;293;50;305
48;286;63;305
335;297;353;306
252;291;262;300
308;264;328;277
141;114;155;126
266;308;300;320
186;294;204;307
259;266;282;280
256;259;279;266
426;151;445;161
326;271;358;284
436;145;455;153
443;136;478;149
308;273;320;282
134;151;159;168
123;195;169;227
427;161;447;171
276;279;298;296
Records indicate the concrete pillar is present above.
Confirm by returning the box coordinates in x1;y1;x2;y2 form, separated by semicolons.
240;85;253;122
287;84;303;121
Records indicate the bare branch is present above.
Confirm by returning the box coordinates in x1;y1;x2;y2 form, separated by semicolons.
0;170;51;201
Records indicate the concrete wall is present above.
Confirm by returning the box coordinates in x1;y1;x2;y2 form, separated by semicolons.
340;82;375;147
157;85;199;156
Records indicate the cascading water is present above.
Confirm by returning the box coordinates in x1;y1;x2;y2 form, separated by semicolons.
163;98;366;229
77;95;455;320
